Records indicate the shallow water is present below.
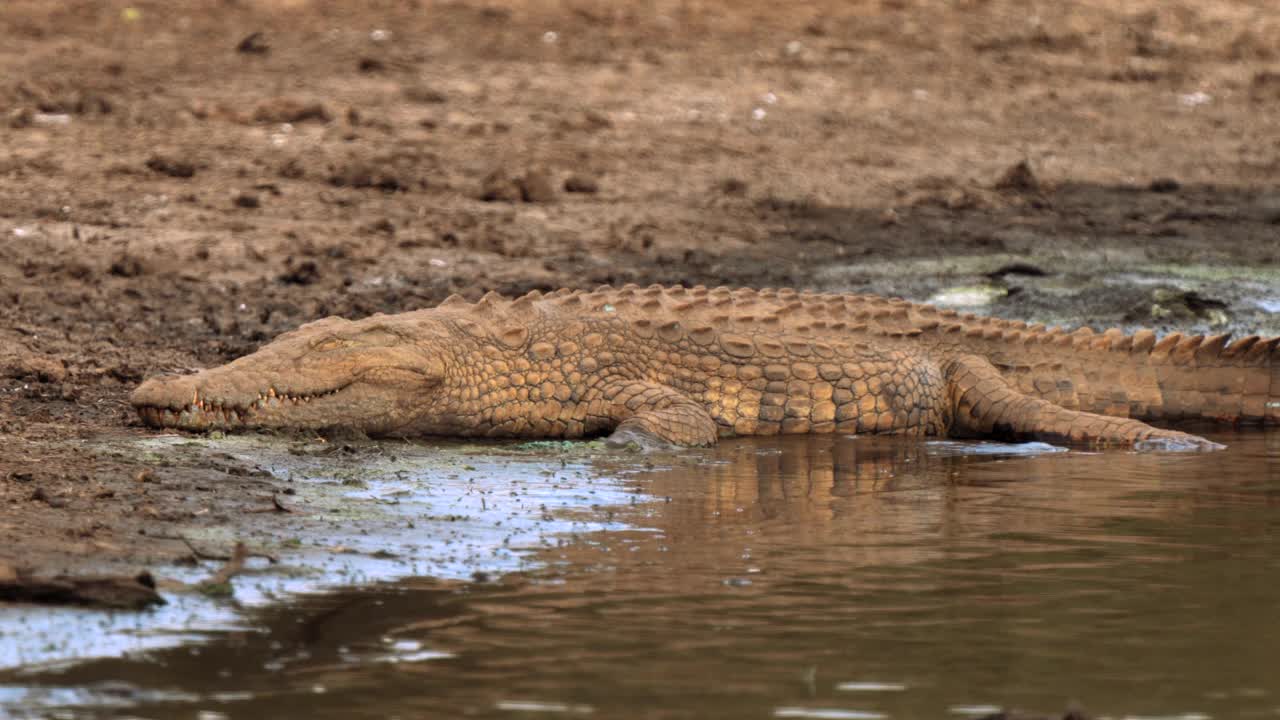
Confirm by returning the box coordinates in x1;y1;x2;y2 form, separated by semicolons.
5;430;1280;719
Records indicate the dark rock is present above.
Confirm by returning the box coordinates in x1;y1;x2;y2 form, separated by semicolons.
479;169;523;203
279;260;321;286
0;569;164;610
563;174;599;194
109;253;147;277
252;97;332;124
994;159;1040;193
986;262;1048;278
403;84;448;104
1149;177;1181;193
717;178;749;196
145;154;196;178
236;32;270;54
328;161;405;192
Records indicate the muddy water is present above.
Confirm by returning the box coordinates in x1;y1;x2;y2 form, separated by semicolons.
5;431;1280;719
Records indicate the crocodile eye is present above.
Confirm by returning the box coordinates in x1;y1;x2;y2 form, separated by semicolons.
313;337;345;352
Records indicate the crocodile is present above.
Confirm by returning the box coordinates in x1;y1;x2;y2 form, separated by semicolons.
131;285;1280;450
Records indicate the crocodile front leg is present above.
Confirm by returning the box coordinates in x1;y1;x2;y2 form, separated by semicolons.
944;355;1223;451
599;380;719;448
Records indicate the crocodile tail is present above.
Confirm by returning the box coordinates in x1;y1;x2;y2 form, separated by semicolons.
976;327;1280;425
1136;332;1280;424
903;302;1280;425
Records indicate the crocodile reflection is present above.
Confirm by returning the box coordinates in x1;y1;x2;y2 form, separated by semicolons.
569;432;1273;575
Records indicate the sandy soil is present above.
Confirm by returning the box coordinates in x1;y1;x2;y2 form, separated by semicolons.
2;0;1279;580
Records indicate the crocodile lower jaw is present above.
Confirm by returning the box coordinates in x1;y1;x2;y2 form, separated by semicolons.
136;387;341;429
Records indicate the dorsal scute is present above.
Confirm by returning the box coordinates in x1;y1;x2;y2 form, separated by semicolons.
1223;335;1259;359
1108;331;1133;352
1196;333;1231;362
1131;329;1157;353
1174;335;1204;355
510;294;538;314
1150;332;1183;359
1243;337;1279;363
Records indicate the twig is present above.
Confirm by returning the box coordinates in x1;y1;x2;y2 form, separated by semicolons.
155;534;278;564
206;542;248;588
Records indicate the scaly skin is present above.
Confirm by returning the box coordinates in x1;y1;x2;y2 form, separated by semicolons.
132;285;1280;450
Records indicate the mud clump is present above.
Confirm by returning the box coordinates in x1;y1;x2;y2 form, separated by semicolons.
1;349;67;383
328;157;419;192
146;154;197;178
402;84;447;104
480;169;523;203
236;31;270;55
252;97;332;124
0;566;164;610
994;159;1041;194
564;174;600;194
558;108;612;132
480;168;557;203
329;163;402;191
279;259;321;286
519;169;557;203
109;253;148;277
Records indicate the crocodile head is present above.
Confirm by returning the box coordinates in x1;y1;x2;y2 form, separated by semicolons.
131;313;453;436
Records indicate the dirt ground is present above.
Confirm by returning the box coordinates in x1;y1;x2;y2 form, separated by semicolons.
2;0;1279;581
